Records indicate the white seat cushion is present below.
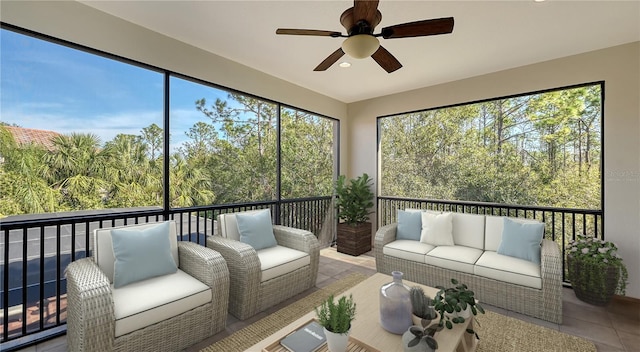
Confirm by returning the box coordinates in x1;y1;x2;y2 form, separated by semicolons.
474;251;542;289
112;269;211;337
383;240;435;263
257;245;310;282
451;213;485;250
425;245;483;274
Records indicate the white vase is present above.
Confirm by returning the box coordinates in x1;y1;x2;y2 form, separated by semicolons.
323;327;350;352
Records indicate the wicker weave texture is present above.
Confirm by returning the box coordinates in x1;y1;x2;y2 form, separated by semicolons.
374;223;563;324
207;225;320;320
65;240;230;352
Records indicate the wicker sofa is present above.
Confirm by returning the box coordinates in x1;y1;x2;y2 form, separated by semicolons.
374;211;562;324
65;221;229;352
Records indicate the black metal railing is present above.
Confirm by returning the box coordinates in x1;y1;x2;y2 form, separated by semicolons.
0;196;333;349
378;196;603;284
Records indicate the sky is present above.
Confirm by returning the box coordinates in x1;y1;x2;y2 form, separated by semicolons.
0;28;231;149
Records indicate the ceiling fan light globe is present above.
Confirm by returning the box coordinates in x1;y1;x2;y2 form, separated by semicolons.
341;34;380;59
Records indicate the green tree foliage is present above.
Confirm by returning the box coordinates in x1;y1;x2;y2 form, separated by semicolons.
0;93;336;217
380;85;601;210
281;108;334;198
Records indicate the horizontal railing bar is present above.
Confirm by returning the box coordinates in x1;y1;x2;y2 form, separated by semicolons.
378;196;602;215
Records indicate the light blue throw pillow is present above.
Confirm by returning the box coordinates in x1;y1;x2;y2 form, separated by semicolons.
396;210;422;241
236;209;278;250
497;218;544;264
111;221;178;288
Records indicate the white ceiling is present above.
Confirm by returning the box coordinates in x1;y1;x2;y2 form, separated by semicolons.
80;0;639;103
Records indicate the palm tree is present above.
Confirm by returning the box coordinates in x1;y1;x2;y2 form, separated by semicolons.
0;126;59;215
44;133;108;209
169;154;214;208
103;133;161;207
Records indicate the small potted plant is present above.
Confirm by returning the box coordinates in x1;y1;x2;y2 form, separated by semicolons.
403;286;441;351
334;173;375;256
433;279;484;340
410;286;438;325
315;294;356;352
567;235;628;306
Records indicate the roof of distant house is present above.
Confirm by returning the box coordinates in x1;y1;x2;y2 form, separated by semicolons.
3;126;61;151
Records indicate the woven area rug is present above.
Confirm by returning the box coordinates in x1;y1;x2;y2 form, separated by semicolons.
200;272;369;352
476;311;595;352
202;272;595;352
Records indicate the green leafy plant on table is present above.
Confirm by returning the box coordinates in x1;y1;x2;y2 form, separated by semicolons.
567;235;628;306
433;279;484;340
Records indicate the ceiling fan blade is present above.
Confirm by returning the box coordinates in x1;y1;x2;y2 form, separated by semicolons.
276;29;342;37
354;0;380;25
371;46;402;73
314;48;345;71
381;17;454;39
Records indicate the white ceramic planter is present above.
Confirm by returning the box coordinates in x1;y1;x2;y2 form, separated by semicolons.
323;327;350;352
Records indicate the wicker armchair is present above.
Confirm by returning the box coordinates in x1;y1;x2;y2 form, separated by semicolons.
65;221;230;352
206;210;320;320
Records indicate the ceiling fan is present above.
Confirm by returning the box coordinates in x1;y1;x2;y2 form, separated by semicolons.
276;0;454;73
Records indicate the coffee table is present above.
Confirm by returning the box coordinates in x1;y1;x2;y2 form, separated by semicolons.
248;273;478;352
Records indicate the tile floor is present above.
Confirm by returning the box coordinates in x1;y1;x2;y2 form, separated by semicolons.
17;247;640;352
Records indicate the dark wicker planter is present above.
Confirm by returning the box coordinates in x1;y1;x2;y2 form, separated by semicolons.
336;222;372;256
567;255;619;306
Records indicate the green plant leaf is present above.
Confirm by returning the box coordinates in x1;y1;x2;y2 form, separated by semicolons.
445;320;453;329
451;278;459;285
426;336;439;350
408;337;421;347
409;326;424;337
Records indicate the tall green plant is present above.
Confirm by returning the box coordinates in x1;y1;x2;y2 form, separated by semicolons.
334;173;374;225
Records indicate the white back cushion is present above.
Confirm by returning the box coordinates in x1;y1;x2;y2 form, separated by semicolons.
217;209;267;241
452;213;485;250
94;221;179;283
420;212;454;246
484;216;541;251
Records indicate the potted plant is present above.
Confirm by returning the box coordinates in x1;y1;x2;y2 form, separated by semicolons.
567;235;628;306
410;286;438;326
315;294;356;352
402;286;441;351
433;279;484;339
334;173;374;256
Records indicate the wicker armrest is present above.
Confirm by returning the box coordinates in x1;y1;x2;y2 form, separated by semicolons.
374;223;398;274
540;238;563;323
65;258;115;352
272;225;320;254
206;236;261;319
206;236;261;276
178;241;230;332
541;239;562;280
178;242;229;289
374;223;398;247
